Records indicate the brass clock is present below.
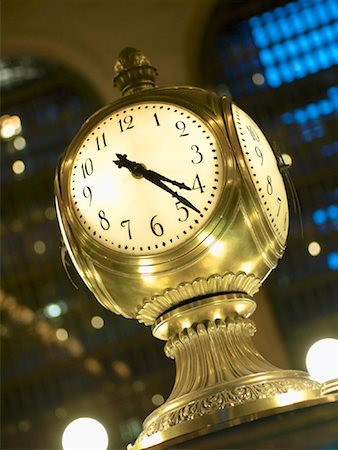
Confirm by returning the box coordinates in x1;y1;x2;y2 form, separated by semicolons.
55;47;289;320
55;48;323;449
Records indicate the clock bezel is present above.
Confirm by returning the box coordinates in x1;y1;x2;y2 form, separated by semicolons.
222;98;289;254
56;89;240;275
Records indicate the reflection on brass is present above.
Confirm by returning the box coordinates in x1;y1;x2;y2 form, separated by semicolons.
130;296;323;449
55;48;336;449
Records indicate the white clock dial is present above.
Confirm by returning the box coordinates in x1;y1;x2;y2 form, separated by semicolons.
232;103;289;245
70;102;224;255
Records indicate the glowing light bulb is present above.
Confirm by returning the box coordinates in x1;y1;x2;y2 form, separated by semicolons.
62;417;109;450
0;115;22;139
151;394;165;406
306;338;338;382
56;328;69;342
91;316;104;329
308;241;321;256
12;160;25;175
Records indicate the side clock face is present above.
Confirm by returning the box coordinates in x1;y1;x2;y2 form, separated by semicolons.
232;104;289;245
69;102;224;256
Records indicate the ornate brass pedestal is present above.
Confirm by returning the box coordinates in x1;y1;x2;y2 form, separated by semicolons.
131;293;322;449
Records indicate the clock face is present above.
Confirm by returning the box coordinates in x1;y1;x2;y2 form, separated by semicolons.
70;102;224;255
232;104;289;245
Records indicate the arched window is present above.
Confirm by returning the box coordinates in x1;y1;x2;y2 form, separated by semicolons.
201;0;338;366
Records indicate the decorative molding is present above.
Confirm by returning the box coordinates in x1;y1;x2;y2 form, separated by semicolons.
137;271;261;325
132;316;322;447
141;377;321;438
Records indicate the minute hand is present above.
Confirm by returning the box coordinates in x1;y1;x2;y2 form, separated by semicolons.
145;170;191;190
141;170;200;214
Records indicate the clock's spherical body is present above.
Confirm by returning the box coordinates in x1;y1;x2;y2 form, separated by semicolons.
55;86;289;325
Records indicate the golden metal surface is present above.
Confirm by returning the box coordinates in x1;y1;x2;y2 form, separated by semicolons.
135;394;338;449
54;49;328;450
55;84;284;322
130;303;322;449
114;47;158;96
152;293;256;340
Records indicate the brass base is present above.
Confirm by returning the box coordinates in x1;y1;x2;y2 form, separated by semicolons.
129;294;324;449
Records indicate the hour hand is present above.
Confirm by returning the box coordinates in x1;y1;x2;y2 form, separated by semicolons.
114;153;191;190
113;153;135;171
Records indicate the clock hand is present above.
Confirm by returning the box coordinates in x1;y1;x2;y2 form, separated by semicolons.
146;170;191;190
113;154;191;190
144;175;201;214
113;154;200;213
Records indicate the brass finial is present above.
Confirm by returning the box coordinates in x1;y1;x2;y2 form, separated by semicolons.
113;47;158;96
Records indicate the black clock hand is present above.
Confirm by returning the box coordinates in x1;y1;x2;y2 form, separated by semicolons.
146;170;191;190
113;154;200;213
144;174;201;214
114;154;191;190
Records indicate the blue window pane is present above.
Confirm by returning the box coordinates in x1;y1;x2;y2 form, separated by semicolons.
292;58;306;78
316;48;331;69
265;67;282;87
262;12;273;24
274;7;285;19
285;39;299;57
314;123;324;138
303;7;317;29
259;48;274;66
312;209;327;225
280;62;295;82
249;16;261;28
303;53;317;73
327;86;338;99
297;34;310;52
294;108;307;123
267;22;281;43
306;103;320;119
328;0;338;20
291;13;307;34
279;18;293;39
282;112;294;124
252;27;269;47
285;2;299;15
309;29;322;48
327;252;338;271
273;44;287;62
319;99;333;115
314;4;329;26
302;127;313;141
327;205;338;220
329;43;338;64
323;24;335;43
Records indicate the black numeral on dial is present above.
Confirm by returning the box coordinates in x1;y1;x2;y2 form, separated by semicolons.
96;133;107;151
175;202;189;222
150;215;164;236
119;115;134;132
83;186;92;206
191;145;203;164
121;219;132;240
81;158;93;178
192;174;205;193
175;121;188;137
98;210;110;230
